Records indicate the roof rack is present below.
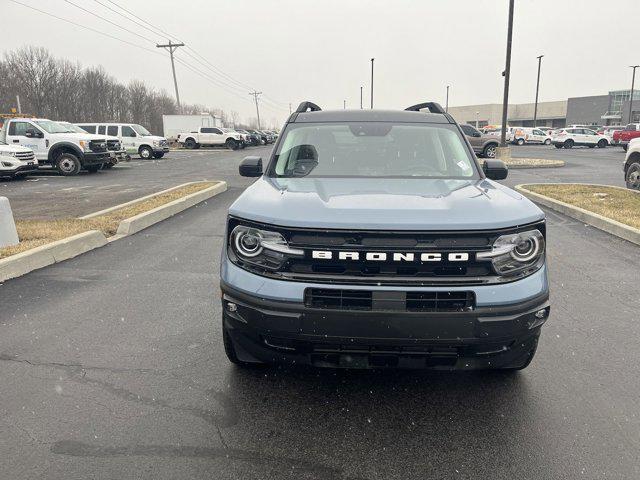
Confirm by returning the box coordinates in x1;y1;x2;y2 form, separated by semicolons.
295;101;322;113
404;102;446;114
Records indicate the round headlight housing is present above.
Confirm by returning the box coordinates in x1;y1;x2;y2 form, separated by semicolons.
229;224;304;271
233;228;263;257
477;229;545;277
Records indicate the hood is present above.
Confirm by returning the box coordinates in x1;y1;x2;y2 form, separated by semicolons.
144;135;166;142
229;177;545;230
0;143;33;153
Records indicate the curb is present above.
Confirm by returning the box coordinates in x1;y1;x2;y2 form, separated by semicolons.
508;162;565;169
0;230;107;282
515;184;640;246
116;181;227;235
0;181;228;283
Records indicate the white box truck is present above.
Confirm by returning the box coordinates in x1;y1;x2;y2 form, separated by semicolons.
162;114;220;142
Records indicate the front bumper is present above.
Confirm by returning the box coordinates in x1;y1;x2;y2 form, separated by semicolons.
153;146;170;153
82;151;111;166
0;163;39;177
220;257;550;369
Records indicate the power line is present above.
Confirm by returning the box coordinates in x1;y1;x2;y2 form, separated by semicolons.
91;0;165;40
7;0;164;58
61;0;157;45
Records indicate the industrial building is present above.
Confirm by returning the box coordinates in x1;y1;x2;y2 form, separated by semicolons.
447;89;640;128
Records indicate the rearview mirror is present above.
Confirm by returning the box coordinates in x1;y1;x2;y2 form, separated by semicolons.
483;159;508;180
239;156;263;177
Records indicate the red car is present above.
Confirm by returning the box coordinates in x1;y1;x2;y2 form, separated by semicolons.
612;123;640;151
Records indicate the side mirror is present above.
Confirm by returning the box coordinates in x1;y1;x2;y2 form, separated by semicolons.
239;156;263;177
473;131;482;137
483;159;508;180
25;128;41;138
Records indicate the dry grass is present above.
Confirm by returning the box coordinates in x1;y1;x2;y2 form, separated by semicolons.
525;184;640;230
0;182;217;259
481;157;564;168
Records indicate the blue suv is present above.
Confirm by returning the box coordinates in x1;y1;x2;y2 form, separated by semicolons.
220;102;550;370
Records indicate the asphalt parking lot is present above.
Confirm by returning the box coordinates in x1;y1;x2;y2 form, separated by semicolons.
1;143;639;479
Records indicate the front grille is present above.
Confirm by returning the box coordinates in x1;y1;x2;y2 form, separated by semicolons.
159;139;168;146
305;288;475;312
15;151;35;161
106;140;121;151
89;140;107;152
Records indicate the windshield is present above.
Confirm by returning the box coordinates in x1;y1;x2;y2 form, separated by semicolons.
58;122;86;134
132;124;152;136
34;120;72;134
269;122;478;179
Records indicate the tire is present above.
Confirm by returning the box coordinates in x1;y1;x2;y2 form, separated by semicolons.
55;152;81;176
554;144;563;149
153;152;164;159
226;138;238;150
184;138;196;149
544;138;551;145
482;143;497;159
516;138;525;146
625;161;640;190
86;164;101;173
139;146;153;159
563;139;574;149
597;139;607;148
588;144;595;148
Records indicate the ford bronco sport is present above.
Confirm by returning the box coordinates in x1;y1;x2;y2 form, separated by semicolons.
220;101;550;370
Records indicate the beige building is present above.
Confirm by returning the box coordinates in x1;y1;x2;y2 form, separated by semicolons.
447;100;567;128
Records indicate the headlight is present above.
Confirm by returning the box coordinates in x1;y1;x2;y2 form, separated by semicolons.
477;229;545;276
3;151;17;157
229;224;303;270
79;140;91;152
153;140;160;147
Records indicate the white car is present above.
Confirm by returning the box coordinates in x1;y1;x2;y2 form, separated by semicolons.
623;137;640;190
76;123;169;159
517;127;552;145
57;121;127;167
177;127;243;150
551;128;609;149
0;141;38;178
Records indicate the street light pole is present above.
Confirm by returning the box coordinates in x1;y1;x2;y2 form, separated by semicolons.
533;55;544;128
343;99;346;110
476;111;479;129
360;86;363;109
446;85;449;113
629;65;639;124
500;0;515;148
370;58;375;109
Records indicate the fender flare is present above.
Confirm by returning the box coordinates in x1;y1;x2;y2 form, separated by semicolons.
182;136;197;144
624;151;640;173
48;142;84;162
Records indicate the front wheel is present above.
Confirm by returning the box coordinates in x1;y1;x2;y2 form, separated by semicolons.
597;139;607;148
139;146;153;159
483;144;497;158
563;139;574;149
153;152;164;159
544;138;551;145
184;138;196;149
56;152;81;176
625;161;640;190
554;144;563;149
516;138;525;146
226;138;238;150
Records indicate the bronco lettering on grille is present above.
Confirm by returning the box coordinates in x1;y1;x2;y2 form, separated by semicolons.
311;251;470;262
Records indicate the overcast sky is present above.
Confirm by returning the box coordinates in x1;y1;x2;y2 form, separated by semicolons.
3;0;639;126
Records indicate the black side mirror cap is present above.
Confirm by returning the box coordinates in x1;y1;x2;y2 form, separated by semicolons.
483;159;508;180
239;156;263;177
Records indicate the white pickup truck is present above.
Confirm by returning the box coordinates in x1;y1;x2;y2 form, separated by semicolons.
177;127;244;150
0;141;38;178
0;118;112;175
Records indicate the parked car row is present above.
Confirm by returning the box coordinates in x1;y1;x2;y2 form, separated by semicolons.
0;116;170;177
177;127;277;150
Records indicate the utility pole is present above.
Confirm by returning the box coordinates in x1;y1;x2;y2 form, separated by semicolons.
445;85;449;113
500;0;515;148
533;55;544;127
156;40;185;109
629;65;639;123
249;91;262;129
343;100;346;109
360;86;363;109
16;95;21;114
370;58;375;109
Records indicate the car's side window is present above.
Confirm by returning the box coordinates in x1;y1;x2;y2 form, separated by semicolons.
9;121;33;136
78;125;96;134
122;126;136;137
460;125;474;136
212;128;223;135
201;128;215;133
97;126;106;134
107;126;118;136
